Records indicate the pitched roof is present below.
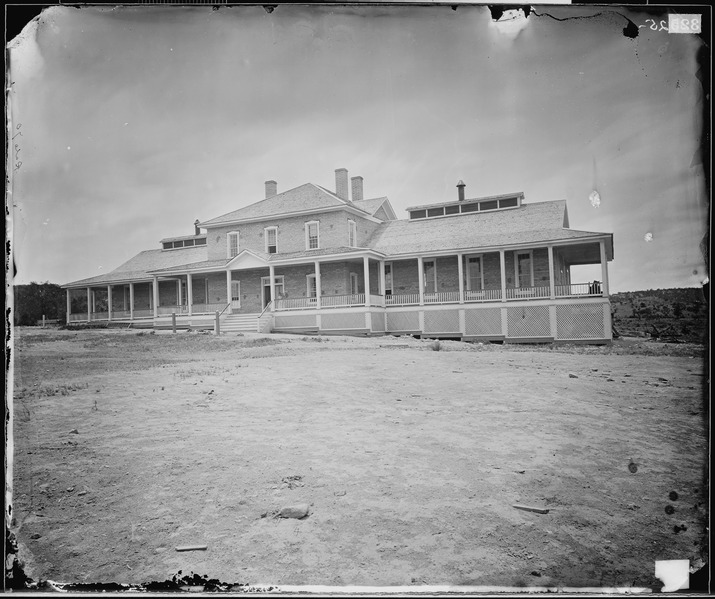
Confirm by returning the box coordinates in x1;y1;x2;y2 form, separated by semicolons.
199;183;370;227
352;196;392;217
365;200;608;256
63;246;208;287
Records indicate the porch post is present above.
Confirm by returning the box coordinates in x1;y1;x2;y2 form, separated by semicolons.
417;256;425;306
457;253;464;304
547;245;555;299
499;250;506;302
152;277;159;318
599;239;609;297
226;270;232;312
379;260;386;304
87;288;92;321
269;265;276;312
66;289;71;324
363;256;370;307
176;279;181;308
129;283;135;320
187;273;193;316
314;261;322;310
107;285;113;321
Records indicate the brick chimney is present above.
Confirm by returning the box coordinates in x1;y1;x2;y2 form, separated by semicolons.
351;176;364;202
265;180;277;199
335;168;349;201
457;180;466;202
194;219;200;235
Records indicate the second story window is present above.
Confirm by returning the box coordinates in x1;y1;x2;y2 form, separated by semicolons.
265;227;277;254
348;220;357;247
227;231;239;258
305;221;319;250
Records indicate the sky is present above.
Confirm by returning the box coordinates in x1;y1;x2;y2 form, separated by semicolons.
7;4;709;293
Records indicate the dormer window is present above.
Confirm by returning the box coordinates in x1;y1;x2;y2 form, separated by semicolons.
265;227;278;254
348;220;357;247
305;221;320;250
227;231;240;258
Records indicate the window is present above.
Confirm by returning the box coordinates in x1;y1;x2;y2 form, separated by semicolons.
227;231;240;258
384;262;393;296
480;200;498;211
499;197;519;208
195;238;207;246
423;259;437;293
350;272;359;295
305;221;320;250
515;251;533;288
409;210;426;220
444;205;460;215
265;227;277;254
466;256;483;291
348;220;357;247
307;274;317;298
460;203;479;213
427;207;444;217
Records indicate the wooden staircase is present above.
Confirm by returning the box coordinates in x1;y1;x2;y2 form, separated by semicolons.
220;313;260;333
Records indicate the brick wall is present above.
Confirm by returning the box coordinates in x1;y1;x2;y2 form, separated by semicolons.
206;210;380;260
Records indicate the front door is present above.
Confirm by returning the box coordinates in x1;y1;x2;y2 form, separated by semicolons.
261;276;284;308
231;280;241;310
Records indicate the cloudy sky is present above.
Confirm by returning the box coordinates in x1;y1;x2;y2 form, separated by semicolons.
8;4;708;292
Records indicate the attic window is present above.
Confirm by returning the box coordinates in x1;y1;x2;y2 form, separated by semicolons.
480;200;498;211
445;205;460;215
195;238;206;246
427;207;444;217
499;197;518;208
460;203;479;213
409;210;427;220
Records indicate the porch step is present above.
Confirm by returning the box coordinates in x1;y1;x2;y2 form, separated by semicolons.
221;313;261;333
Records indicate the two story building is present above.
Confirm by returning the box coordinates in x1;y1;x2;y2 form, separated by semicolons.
63;168;614;343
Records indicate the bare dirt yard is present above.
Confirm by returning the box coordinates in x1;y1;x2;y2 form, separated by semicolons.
8;327;709;590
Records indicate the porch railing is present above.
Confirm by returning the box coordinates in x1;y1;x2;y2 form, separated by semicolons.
321;293;366;308
274;297;318;310
505;286;550;300
556;282;603;297
385;293;420;306
133;309;154;319
464;289;502;302
424;291;460;304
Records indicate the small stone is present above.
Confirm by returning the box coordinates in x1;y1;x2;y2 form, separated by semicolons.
278;504;310;519
30;533;42;540
531;571;542;577
66;487;75;493
78;490;87;496
669;491;679;501
665;505;675;515
568;373;578;379
69;429;79;434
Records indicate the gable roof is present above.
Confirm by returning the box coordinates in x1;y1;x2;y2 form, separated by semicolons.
199;183;372;227
63;246;208;287
365;200;610;256
353;196;396;220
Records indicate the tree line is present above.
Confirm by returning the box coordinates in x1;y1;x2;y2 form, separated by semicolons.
12;282;67;326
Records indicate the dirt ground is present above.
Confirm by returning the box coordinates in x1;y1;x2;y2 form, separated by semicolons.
8;327;709;590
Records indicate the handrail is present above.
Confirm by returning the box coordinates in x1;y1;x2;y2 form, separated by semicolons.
218;302;231;316
259;301;273;318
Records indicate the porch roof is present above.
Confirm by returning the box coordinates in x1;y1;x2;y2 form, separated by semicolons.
365;200;613;259
62;246;208;288
199;183;371;227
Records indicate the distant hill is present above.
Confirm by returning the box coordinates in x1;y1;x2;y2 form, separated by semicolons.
610;287;708;343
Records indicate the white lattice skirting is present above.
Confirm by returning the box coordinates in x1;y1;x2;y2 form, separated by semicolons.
556;304;605;339
507;305;551;337
321;312;366;330
464;308;502;336
274;314;317;328
386;311;420;332
424;310;460;333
